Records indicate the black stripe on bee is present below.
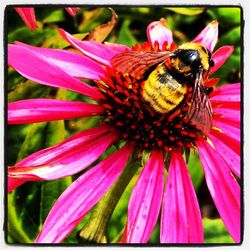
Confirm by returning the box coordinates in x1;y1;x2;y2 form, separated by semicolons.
143;88;177;111
160;95;176;106
143;89;173;108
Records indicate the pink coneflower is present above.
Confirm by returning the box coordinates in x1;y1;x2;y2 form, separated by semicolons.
15;7;80;31
7;19;240;243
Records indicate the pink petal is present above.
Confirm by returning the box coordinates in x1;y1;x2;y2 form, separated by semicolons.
211;94;240;104
214;113;240;128
213;117;240;142
122;150;164;243
59;29;117;66
104;42;130;53
210;83;240;102
209;46;234;75
197;140;241;243
146;19;173;49
65;7;80;16
8;125;118;188
161;151;203;243
8;44;103;101
192;20;218;52
35;143;134;243
8;178;26;192
212;102;240;123
208;129;240;177
14;41;105;80
8;99;104;124
15;8;38;31
210;82;241;127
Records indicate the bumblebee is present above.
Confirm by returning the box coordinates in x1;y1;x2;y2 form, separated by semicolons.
111;42;214;134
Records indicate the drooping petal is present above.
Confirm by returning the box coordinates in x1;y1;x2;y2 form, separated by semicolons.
146;19;173;49
15;8;38;31
8;99;104;124
210;83;240;102
122;150;164;243
192;20;218;52
197;140;241;243
59;29;117;66
65;7;80;16
209;46;234;75
161;151;204;243
208;129;240;177
35;143;134;243
8;178;25;193
8;126;118;190
8;45;103;101
104;42;130;53
14;41;105;80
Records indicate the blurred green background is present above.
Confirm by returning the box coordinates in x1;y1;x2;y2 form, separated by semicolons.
6;6;241;244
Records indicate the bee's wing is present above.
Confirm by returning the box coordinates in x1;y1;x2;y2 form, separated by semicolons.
111;50;173;80
187;74;213;134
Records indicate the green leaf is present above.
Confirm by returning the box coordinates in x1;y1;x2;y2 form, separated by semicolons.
203;218;234;243
7;125;31;165
188;152;204;191
7;68;24;90
43;89;67;147
8;25;49;45
16;122;48;161
8;80;51;102
44;120;65;147
8;192;33;243
8;182;43;242
39;177;72;227
166;7;205;16
216;7;241;25
217;26;240;46
116;19;137;47
7;233;16;244
148;220;160;243
42;9;65;23
136;8;150;14
78;8;105;32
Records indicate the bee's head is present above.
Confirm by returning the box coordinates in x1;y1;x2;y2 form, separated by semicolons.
175;42;214;73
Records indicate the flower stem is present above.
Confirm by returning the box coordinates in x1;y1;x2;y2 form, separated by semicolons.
77;153;140;243
8;192;32;243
